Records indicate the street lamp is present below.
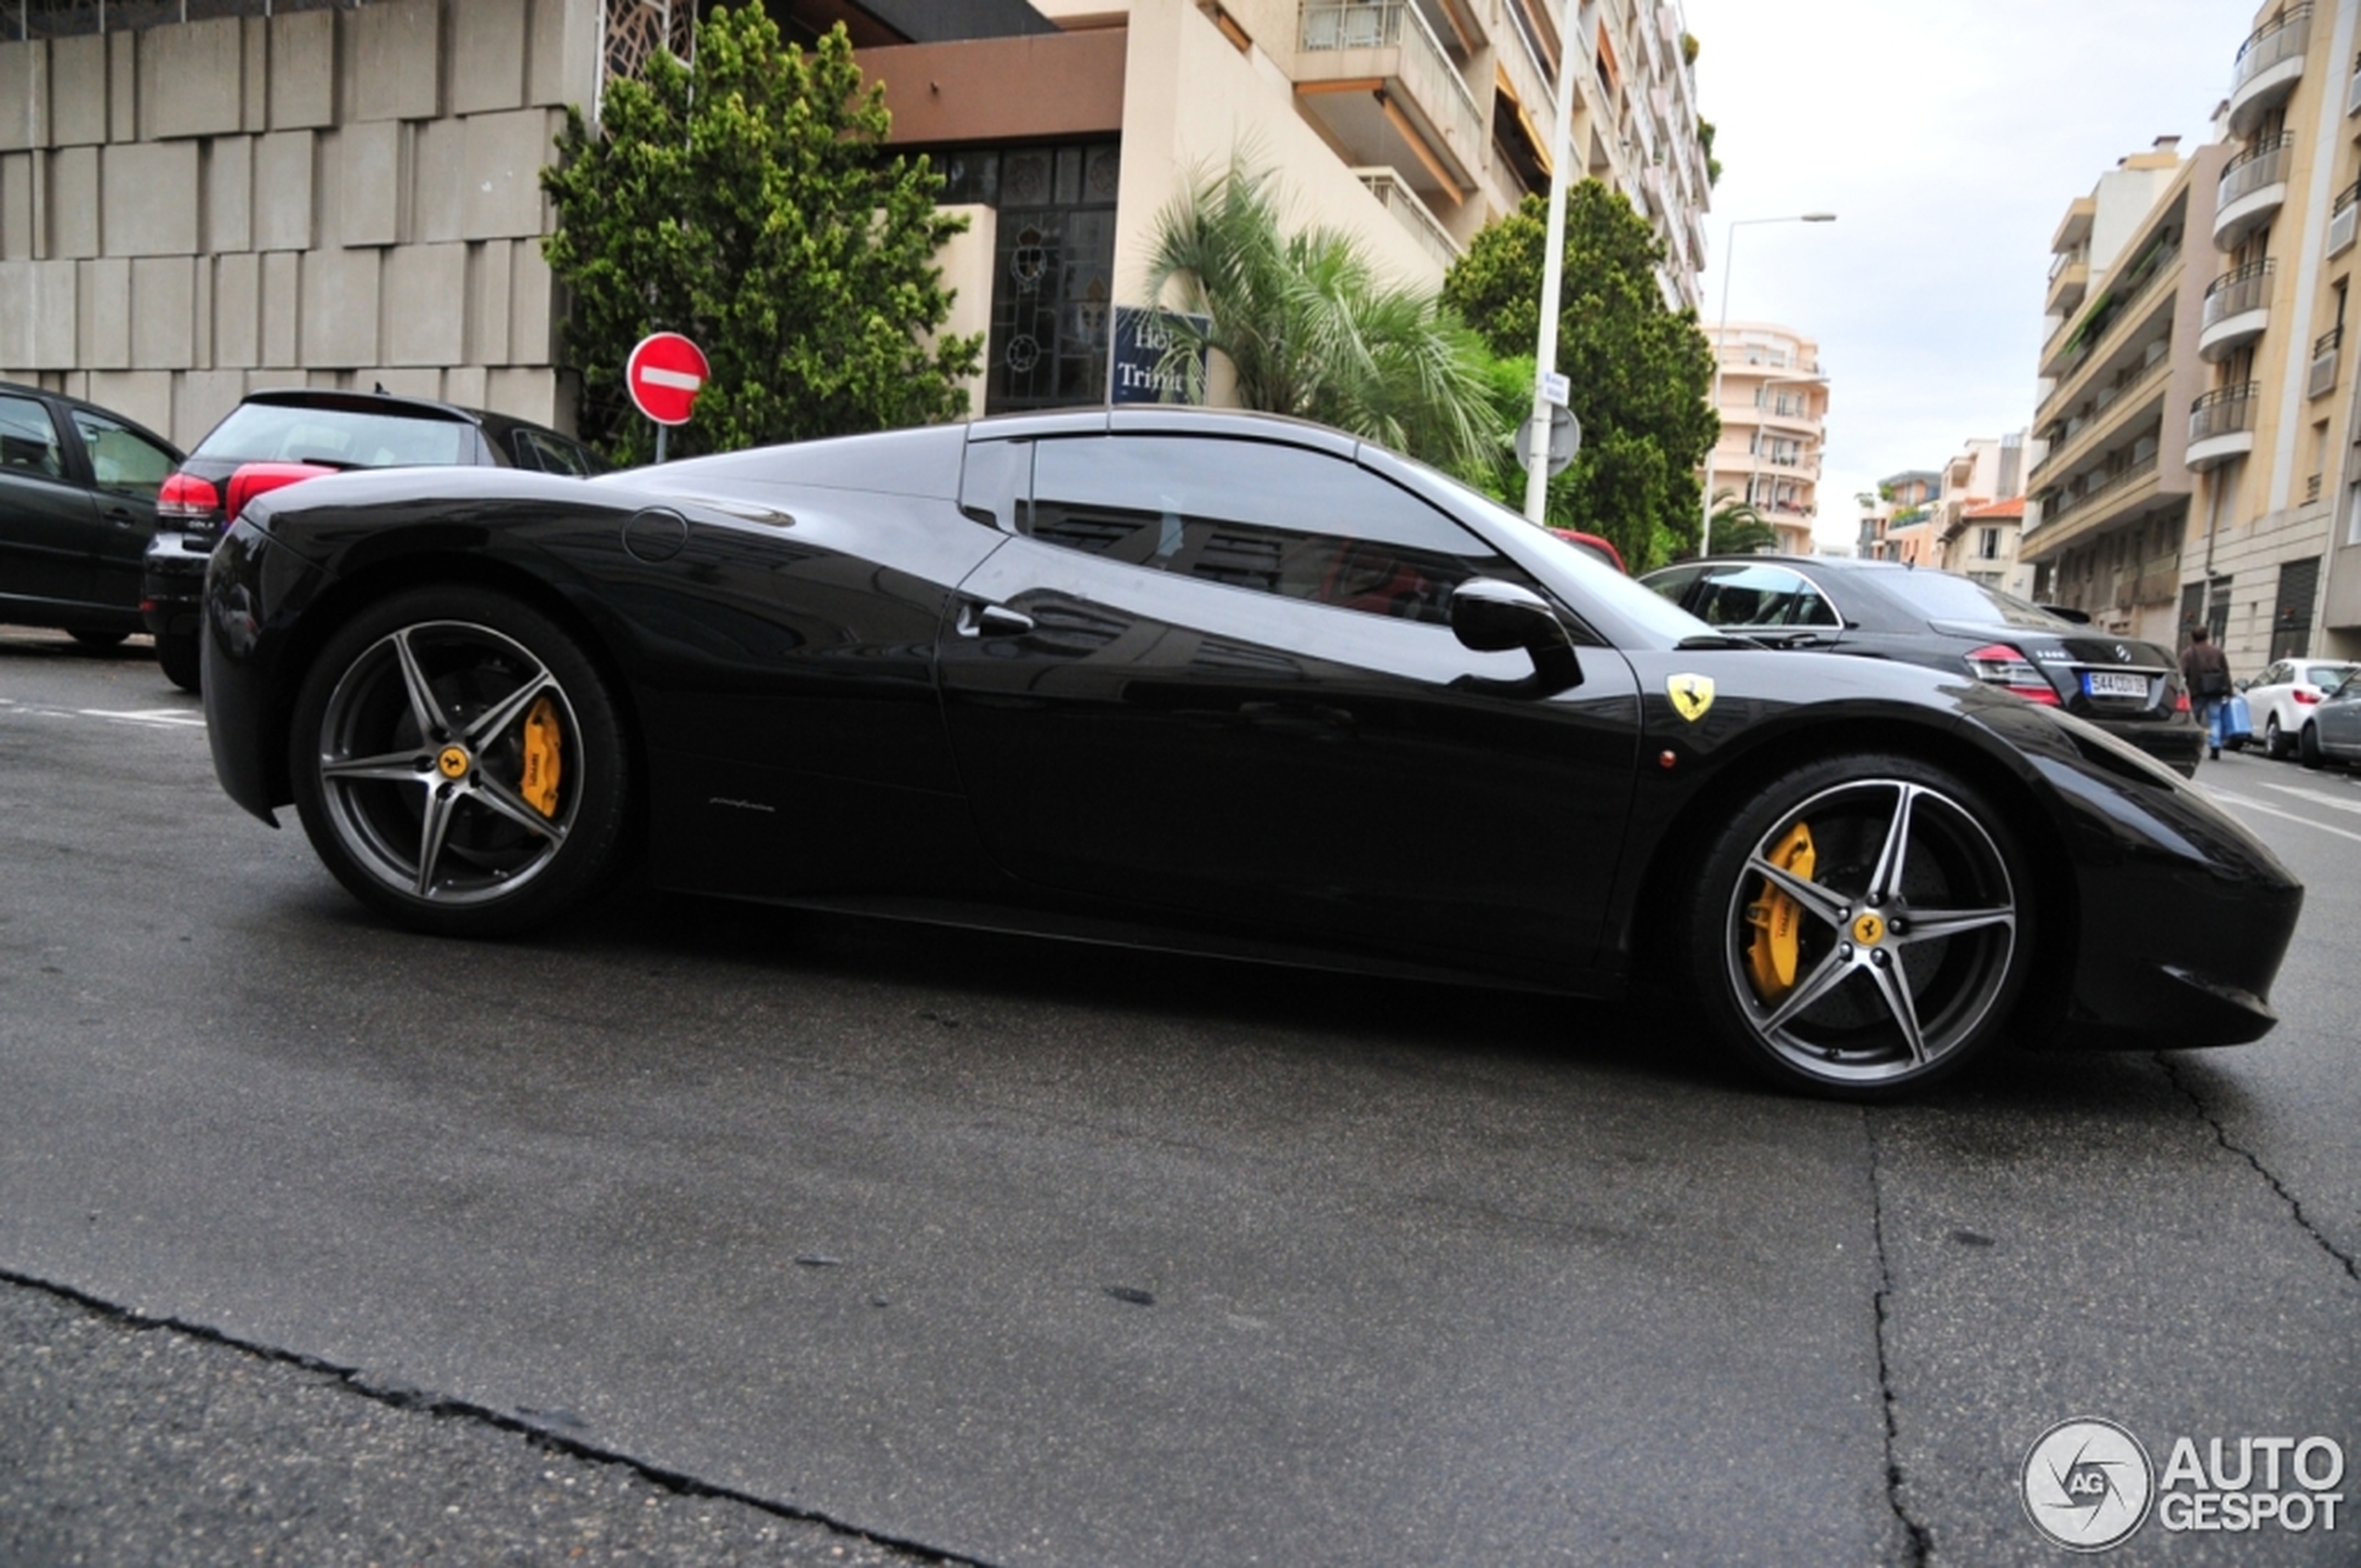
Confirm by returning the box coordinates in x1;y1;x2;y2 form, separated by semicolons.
1703;213;1835;554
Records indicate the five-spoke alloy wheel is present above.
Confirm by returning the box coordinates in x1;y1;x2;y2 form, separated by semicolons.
1687;756;2032;1098
289;587;630;937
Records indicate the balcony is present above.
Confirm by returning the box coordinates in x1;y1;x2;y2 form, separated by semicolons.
1297;1;1485;201
2040;237;2181;385
2226;5;2311;139
2187;382;2259;469
2047;263;2090;321
2215;135;2294;250
2199;257;2275;361
2332;180;2359;257
1352;166;1461;271
2034;355;2170;483
2025;455;2163;559
2310;326;2341;399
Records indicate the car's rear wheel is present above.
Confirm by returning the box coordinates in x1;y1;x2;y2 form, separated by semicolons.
156;629;201;691
288;586;630;937
2300;721;2326;771
1685;756;2031;1100
67;627;127;651
2265;714;2289;759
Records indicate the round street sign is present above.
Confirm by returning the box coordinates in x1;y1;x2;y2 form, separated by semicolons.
626;332;710;427
1516;403;1582;476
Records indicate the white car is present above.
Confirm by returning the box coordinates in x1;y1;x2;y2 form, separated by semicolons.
2246;657;2361;758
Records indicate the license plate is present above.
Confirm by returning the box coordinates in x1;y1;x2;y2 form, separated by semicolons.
2084;671;2146;699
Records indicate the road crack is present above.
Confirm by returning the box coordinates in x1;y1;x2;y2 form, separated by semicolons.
2157;1053;2361;1285
0;1263;988;1566
1863;1110;1933;1568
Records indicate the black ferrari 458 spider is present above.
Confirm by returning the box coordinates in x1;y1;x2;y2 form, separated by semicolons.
200;407;2302;1098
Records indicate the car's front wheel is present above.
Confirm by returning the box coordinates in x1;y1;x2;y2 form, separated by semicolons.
288;586;631;937
1685;756;2032;1099
2300;721;2326;771
156;628;201;692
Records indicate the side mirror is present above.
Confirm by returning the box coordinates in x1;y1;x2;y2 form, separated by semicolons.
1449;578;1580;693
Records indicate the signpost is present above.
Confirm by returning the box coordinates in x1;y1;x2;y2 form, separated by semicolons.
1516;402;1581;478
626;331;710;461
1109;307;1211;405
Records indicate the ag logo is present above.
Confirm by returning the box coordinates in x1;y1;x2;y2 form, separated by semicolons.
2022;1417;2154;1552
1667;673;1715;722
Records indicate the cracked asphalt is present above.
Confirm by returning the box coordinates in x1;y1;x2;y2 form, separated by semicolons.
3;629;2357;1566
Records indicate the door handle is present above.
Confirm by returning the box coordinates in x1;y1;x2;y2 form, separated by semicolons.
107;509;137;527
956;600;1035;639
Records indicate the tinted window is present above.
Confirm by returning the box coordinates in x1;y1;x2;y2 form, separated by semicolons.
1688;563;1840;628
510;428;597;477
1871;569;2068;628
1028;435;1515;626
195;402;472;468
0;394;64;480
71;409;178;496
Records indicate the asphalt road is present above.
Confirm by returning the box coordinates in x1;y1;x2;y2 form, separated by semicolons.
2;626;2356;1566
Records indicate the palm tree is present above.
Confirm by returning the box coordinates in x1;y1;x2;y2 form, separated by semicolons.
1142;156;1502;472
1708;490;1777;555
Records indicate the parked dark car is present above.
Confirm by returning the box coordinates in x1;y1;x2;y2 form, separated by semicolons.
0;380;183;648
200;408;2302;1100
2297;666;2361;768
1639;555;2206;775
144;389;604;690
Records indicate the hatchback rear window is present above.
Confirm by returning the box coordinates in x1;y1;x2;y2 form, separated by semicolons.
2301;663;2357;688
195;402;473;468
1870;569;2067;628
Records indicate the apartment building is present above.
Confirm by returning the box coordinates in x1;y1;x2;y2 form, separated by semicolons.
0;0;1716;441
1856;468;1938;562
2018;139;2222;649
1932;433;2030;595
1702;320;1825;554
2172;0;2361;665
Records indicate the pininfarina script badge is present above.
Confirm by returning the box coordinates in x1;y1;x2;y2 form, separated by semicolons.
1668;673;1716;722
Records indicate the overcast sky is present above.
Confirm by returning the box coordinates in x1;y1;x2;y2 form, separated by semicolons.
1679;0;2257;547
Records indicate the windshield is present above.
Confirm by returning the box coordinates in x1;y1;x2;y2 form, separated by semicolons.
1867;568;2072;628
195;403;473;468
1445;482;1714;644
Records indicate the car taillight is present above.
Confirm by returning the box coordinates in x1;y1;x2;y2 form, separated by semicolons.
2176;691;2191;712
227;461;337;520
156;470;223;526
2293;689;2321;705
1966;643;2061;705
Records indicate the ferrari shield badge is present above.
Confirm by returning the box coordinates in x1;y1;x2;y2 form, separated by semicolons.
1668;673;1716;722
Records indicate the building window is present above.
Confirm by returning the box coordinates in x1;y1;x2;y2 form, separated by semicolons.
1978;526;1999;560
976;142;1123;415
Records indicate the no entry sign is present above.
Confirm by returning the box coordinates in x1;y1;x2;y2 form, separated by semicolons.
626;332;710;427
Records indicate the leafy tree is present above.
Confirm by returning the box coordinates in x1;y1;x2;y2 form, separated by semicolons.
540;8;981;464
1144;157;1502;474
1708;490;1776;555
1443;184;1718;572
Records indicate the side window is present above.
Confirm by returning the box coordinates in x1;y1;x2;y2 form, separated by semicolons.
0;394;65;480
1642;563;1705;608
1691;564;1838;628
71;409;178;497
511;428;594;477
1027;434;1519;626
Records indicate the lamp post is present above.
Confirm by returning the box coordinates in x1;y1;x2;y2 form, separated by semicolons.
1703;213;1835;554
1522;0;1593;524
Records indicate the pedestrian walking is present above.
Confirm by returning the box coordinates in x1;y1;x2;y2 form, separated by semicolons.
2181;625;2234;760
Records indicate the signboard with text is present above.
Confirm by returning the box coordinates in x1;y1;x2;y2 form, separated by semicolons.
1110;308;1210;405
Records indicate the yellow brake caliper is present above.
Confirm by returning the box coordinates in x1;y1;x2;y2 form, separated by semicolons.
520;695;563;818
1745;823;1817;1003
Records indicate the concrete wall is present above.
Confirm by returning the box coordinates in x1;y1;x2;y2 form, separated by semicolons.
0;0;603;445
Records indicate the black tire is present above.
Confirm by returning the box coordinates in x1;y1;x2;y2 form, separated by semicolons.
2265;715;2288;759
2300;721;2325;771
1684;755;2033;1100
287;586;631;938
67;627;128;651
156;629;202;692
